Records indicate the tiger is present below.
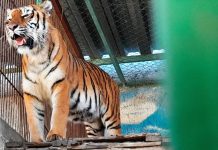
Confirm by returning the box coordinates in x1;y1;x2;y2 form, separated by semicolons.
5;0;121;143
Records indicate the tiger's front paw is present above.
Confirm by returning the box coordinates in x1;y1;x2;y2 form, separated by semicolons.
46;130;64;142
31;137;44;144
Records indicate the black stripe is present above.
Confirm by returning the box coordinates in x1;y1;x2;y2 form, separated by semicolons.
110;124;121;130
104;113;113;122
101;97;110;118
39;60;47;65
19;29;26;32
22;14;29;18
37;111;44;117
41;63;50;72
42;13;46;30
24;92;40;101
30;10;34;19
73;118;80;121
34;106;44;120
24;71;37;84
87;132;97;136
51;77;65;92
83;71;87;90
37;117;43;122
107;120;117;129
79;61;87;76
70;84;79;98
48;43;55;60
45;56;63;78
86;97;92;111
36;12;39;29
85;124;103;133
73;58;79;72
83;71;88;101
34;106;44;113
70;93;80;110
90;75;97;108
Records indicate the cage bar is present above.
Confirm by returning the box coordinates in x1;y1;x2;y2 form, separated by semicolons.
85;0;126;84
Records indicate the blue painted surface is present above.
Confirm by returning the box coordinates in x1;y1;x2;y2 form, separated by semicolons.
99;60;168;136
121;107;169;136
120;86;169;136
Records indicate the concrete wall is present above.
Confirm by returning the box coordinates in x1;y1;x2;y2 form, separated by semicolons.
0;118;24;149
120;84;169;136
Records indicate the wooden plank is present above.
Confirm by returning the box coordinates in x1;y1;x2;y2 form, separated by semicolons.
146;133;162;142
74;134;146;143
5;134;165;149
72;141;162;149
91;0;125;57
64;0;101;59
126;0;151;55
51;0;83;58
101;0;126;56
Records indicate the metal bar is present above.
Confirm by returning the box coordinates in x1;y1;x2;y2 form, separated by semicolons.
0;69;23;98
4;53;164;73
92;0;125;57
85;0;126;84
90;53;164;66
65;0;101;59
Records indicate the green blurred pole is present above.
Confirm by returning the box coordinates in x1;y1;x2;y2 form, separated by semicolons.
153;0;218;150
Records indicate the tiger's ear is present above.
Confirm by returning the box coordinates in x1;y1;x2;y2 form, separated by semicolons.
40;0;53;15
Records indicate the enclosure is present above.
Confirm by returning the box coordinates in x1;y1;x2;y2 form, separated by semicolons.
1;0;217;150
0;0;168;149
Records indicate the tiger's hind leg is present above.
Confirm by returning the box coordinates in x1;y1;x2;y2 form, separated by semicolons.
84;119;104;137
101;101;121;137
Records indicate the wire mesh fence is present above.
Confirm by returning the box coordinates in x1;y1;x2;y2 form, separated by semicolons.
60;0;165;85
99;59;166;85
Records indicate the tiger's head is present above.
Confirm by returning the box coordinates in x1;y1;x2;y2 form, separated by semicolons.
5;1;53;54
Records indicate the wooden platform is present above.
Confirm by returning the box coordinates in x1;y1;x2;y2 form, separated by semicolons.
5;134;170;149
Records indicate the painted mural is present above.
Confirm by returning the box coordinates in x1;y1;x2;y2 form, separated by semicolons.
120;85;169;136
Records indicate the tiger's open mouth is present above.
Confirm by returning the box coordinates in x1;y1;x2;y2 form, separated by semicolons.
13;34;34;49
14;34;26;46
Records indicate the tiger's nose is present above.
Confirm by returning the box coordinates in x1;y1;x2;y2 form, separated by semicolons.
9;24;18;31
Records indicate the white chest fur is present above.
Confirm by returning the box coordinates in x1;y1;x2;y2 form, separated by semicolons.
22;50;65;102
